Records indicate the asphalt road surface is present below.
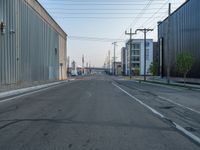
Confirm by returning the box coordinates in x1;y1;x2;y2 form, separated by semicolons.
0;75;199;150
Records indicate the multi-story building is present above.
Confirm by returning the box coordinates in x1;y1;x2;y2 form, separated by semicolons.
158;0;200;78
122;39;153;76
0;0;67;86
121;47;128;76
112;61;122;76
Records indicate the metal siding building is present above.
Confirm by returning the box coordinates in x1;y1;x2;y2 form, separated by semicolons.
0;0;67;86
158;0;200;78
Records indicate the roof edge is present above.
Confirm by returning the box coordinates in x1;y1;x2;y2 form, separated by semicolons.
26;0;67;39
158;0;190;26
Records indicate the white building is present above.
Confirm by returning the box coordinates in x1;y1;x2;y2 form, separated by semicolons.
121;47;128;75
122;39;153;76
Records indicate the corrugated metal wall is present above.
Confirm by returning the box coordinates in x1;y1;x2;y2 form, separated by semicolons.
0;0;60;86
158;0;200;78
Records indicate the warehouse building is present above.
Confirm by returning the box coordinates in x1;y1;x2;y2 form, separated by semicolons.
158;0;200;78
0;0;67;86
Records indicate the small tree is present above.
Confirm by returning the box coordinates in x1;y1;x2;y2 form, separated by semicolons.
149;62;159;78
176;52;194;86
134;65;140;76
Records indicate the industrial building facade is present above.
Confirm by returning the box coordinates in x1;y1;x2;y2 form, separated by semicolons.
158;0;200;78
0;0;67;86
121;47;128;76
122;39;153;76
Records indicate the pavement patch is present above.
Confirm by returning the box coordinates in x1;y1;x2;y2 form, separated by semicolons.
159;106;175;110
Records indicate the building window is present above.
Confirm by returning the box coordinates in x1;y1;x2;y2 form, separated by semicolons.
133;43;141;49
133;50;140;55
146;49;149;60
132;56;140;62
132;63;140;68
146;42;150;47
55;48;58;55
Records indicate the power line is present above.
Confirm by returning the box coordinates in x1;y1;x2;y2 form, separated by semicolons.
40;1;168;6
49;12;167;15
44;8;168;11
118;0;154;39
68;35;125;42
136;1;169;28
53;16;164;19
42;0;164;1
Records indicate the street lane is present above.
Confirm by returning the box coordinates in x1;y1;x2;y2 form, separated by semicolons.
0;76;199;150
116;80;200;142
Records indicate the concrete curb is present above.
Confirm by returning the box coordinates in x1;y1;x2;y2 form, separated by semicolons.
145;80;200;89
129;79;200;90
0;80;68;99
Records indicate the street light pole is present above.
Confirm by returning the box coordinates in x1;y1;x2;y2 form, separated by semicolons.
136;28;153;81
108;50;111;74
125;28;136;79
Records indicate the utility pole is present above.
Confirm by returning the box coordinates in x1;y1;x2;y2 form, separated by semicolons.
67;56;70;77
167;3;171;84
108;50;111;74
125;28;136;79
112;42;117;76
136;28;153;81
82;54;85;75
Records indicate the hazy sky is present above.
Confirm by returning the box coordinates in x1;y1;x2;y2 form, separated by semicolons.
38;0;185;67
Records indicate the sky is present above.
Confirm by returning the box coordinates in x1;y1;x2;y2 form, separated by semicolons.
38;0;185;67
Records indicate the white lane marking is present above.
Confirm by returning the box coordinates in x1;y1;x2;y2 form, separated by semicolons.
158;96;200;115
121;81;200;115
112;83;165;118
0;82;70;104
112;82;200;144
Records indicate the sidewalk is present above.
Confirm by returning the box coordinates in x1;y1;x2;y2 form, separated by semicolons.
0;80;69;99
125;76;200;89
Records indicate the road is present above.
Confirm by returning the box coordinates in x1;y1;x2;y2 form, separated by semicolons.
0;75;199;150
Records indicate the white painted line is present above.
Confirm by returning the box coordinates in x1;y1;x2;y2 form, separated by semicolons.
122;81;200;115
112;82;200;145
158;96;200;115
112;83;164;118
174;123;200;144
0;81;69;104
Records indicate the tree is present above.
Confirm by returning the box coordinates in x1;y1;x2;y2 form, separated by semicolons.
134;65;140;76
176;52;194;86
149;62;159;78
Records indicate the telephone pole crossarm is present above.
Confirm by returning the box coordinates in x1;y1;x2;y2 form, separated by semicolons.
135;28;154;81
